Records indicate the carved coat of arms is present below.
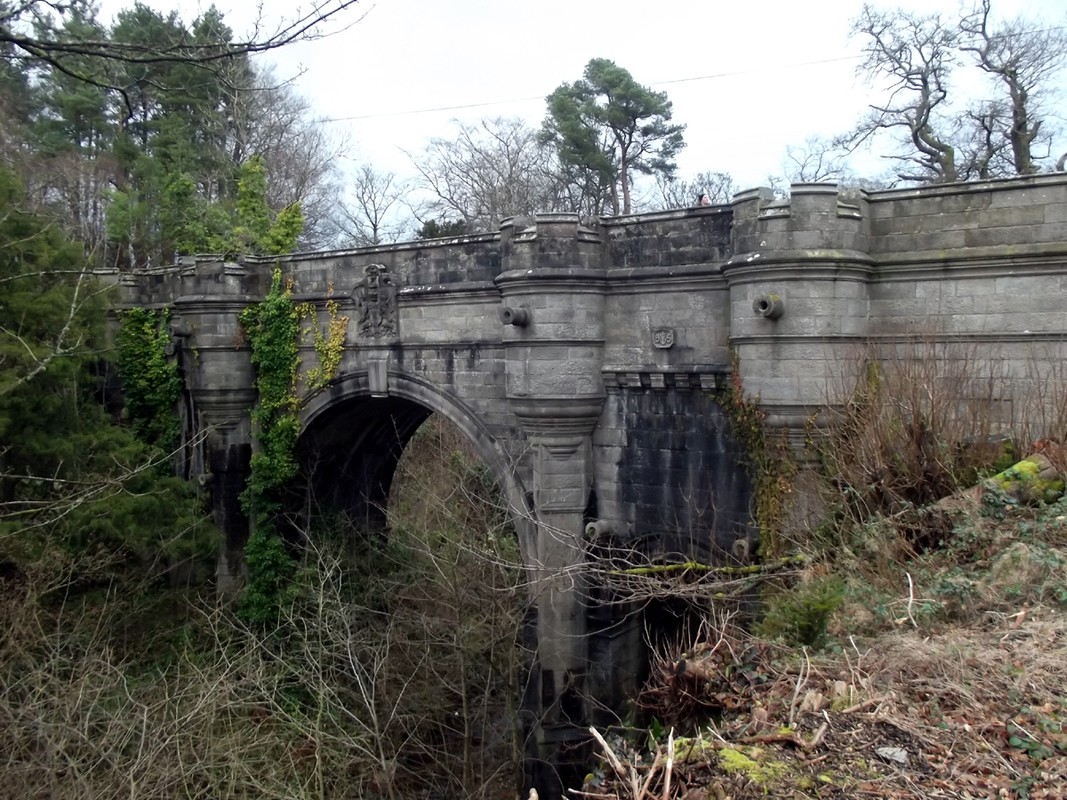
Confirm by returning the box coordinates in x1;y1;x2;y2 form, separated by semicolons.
355;264;398;338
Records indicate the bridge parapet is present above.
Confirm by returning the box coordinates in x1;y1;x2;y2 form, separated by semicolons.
866;172;1067;256
600;204;733;268
274;232;504;293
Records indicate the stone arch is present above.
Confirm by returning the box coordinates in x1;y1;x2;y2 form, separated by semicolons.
296;368;534;563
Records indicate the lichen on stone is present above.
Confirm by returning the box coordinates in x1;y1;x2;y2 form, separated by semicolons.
985;454;1065;505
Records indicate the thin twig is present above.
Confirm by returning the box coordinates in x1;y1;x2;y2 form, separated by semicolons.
635;750;662;800
841;694;891;714
662;729;674;800
905;572;919;628
788;648;810;728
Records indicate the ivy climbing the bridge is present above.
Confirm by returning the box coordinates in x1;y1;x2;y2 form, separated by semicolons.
116;308;183;451
238;268;302;622
296;282;349;392
237;269;351;622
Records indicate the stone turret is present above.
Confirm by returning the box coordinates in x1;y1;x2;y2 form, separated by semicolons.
169;257;267;588
497;213;607;796
726;183;874;442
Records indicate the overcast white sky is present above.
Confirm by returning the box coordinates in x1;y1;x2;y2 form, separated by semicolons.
102;0;1066;196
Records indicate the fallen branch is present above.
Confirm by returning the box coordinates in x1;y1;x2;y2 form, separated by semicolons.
588;727;639;798
741;721;829;753
610;554;808;577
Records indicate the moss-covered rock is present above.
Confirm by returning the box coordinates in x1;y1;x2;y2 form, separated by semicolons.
984;453;1064;505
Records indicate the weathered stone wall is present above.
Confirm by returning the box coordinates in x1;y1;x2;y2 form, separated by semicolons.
594;382;752;557
120;172;1067;800
278;232;502;291
727;174;1067;438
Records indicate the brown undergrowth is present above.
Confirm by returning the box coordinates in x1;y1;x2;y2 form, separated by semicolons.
0;415;525;800
583;607;1067;799
581;341;1067;799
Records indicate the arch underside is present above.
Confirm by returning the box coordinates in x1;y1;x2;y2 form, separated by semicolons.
293;371;532;556
294;394;432;531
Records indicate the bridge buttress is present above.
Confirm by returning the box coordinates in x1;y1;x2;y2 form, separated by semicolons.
169;259;265;590
499;214;608;796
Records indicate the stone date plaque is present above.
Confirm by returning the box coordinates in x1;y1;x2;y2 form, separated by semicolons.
652;327;675;349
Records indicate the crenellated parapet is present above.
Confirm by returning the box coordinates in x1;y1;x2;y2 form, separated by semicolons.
722;174;1067;440
731;182;871;256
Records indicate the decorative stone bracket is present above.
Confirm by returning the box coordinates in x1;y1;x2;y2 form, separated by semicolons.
602;366;728;393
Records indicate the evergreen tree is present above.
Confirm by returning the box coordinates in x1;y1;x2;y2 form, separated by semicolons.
0;166;217;577
28;4;114;253
105;4;246;267
542;58;685;215
232;155;303;255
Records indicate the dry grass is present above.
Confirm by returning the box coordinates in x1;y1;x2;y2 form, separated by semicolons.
582;610;1067;799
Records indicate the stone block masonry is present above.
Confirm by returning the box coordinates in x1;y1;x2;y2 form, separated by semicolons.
121;172;1067;800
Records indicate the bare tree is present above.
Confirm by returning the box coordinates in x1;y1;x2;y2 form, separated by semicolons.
409;117;568;233
774;135;896;189
229;67;346;249
337;164;411;247
847;4;960;184
654;170;738;209
847;2;1067;184
959;0;1067;176
1;1;365;91
782;135;853;183
955;100;1015;179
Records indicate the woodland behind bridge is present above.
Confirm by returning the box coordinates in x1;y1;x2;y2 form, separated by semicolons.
2;0;1067;797
2;0;1066;261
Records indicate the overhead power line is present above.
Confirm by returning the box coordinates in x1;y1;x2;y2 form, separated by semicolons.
313;20;1067;126
314;54;865;124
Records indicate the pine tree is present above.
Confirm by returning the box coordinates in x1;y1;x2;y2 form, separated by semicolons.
542;58;686;215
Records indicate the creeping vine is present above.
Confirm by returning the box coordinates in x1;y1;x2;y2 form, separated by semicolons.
238;268;301;623
296;281;349;391
116;308;182;450
718;351;796;558
238;271;351;623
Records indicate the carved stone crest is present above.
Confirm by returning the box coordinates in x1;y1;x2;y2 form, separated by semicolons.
652;327;675;349
355;264;398;338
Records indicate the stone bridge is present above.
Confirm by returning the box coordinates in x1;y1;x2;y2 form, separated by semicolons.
122;174;1067;797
